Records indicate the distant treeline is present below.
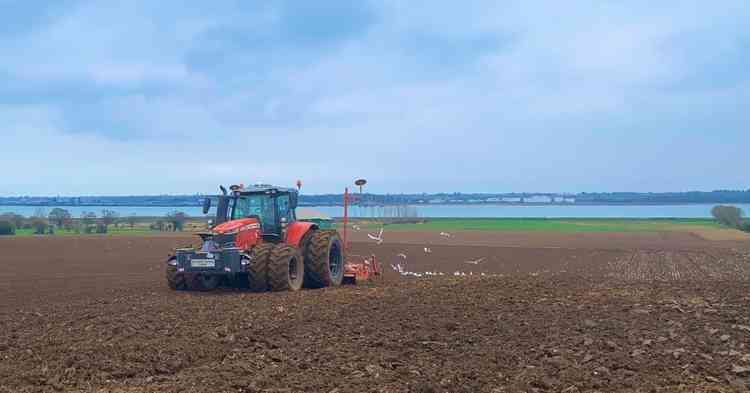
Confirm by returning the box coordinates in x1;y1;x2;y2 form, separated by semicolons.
573;190;750;204
2;189;750;207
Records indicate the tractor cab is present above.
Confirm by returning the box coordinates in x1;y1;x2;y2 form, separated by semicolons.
208;184;299;242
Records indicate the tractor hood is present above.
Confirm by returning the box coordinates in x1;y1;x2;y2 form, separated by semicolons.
212;217;260;235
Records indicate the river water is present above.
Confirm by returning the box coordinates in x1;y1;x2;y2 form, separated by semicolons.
2;204;747;219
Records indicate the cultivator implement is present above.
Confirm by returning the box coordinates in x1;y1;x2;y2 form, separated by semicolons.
344;254;381;284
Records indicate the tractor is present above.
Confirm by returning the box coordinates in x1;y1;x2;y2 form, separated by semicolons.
166;184;379;291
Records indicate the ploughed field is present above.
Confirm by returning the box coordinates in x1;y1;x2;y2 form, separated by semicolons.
1;232;750;392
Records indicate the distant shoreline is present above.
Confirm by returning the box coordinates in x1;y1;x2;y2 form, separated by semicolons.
1;202;748;208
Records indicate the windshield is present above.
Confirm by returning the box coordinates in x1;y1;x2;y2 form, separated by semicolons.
231;194;276;230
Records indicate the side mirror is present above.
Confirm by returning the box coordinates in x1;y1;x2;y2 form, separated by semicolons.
202;198;212;215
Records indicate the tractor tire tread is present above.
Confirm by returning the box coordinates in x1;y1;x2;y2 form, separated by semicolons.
267;244;303;292
247;243;275;292
166;263;188;290
303;229;343;288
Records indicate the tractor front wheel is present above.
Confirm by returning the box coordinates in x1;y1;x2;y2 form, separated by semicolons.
247;243;275;292
268;244;304;291
303;230;344;288
166;261;188;290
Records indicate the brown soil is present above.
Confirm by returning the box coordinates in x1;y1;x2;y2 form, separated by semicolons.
1;232;750;392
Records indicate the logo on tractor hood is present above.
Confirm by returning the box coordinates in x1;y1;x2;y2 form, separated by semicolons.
213;218;260;235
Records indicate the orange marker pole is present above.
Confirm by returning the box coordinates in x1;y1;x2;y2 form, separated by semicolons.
343;187;349;254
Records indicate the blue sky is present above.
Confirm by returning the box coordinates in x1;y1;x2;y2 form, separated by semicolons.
1;1;749;196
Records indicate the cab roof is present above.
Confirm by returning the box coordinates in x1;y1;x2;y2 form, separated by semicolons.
230;184;297;195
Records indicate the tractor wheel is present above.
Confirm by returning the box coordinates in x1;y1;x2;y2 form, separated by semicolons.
189;274;221;291
267;244;304;292
166;260;188;290
247;243;275;292
303;230;344;288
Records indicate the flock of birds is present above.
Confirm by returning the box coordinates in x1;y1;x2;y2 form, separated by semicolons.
353;224;491;278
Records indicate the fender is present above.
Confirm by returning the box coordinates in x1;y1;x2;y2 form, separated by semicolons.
285;221;318;248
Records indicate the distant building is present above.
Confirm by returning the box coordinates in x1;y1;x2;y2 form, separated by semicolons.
501;197;522;203
524;195;553;203
486;197;502;202
551;196;576;203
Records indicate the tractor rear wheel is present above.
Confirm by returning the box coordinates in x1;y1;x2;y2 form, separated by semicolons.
267;244;304;291
303;230;344;288
247;243;275;292
166;261;188;290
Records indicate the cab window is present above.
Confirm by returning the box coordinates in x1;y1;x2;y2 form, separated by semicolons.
277;194;293;222
232;194;275;229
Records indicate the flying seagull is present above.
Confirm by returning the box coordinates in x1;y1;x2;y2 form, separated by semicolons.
439;232;452;238
464;257;485;265
367;227;384;244
424;247;432;254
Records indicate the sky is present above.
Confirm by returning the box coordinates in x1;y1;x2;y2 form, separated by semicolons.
1;1;749;196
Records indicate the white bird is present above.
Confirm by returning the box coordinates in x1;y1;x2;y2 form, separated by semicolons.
352;225;361;231
439;232;452;238
397;253;407;259
367;227;384;244
424;247;432;254
464;257;485;265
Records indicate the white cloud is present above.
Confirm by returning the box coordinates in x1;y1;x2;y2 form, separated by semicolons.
1;1;749;195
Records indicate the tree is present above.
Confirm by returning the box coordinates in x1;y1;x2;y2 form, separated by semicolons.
81;212;97;234
166;211;188;232
101;209;119;228
30;218;48;235
48;208;72;228
31;209;49;235
0;221;14;236
126;215;137;229
711;205;744;229
0;213;24;230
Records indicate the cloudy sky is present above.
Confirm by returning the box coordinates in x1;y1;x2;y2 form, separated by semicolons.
1;1;749;196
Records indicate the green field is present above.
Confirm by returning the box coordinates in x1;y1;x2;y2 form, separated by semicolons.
11;227;160;237
0;218;736;237
377;218;724;233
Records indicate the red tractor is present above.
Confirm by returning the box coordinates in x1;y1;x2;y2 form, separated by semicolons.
166;184;378;291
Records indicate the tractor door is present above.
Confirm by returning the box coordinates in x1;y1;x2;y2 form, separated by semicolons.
277;194;294;234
